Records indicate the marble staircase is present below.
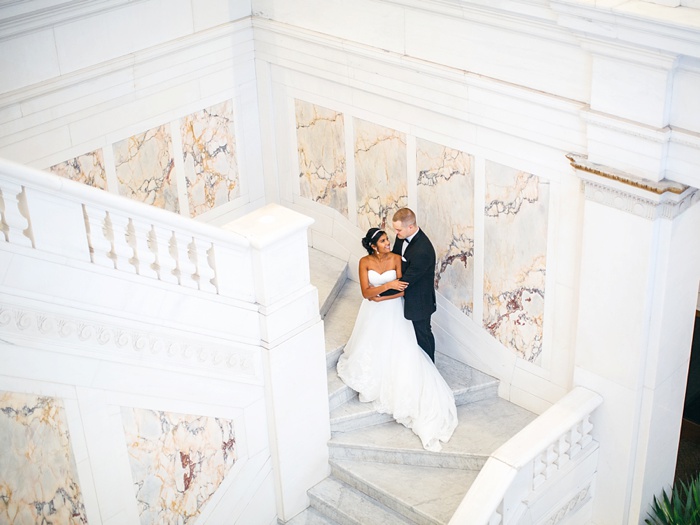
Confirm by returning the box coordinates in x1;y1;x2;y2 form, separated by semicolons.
288;249;537;525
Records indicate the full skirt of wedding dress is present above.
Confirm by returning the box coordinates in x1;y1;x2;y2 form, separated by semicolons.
336;270;458;452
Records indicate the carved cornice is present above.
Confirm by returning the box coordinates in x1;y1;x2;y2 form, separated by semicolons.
567;154;700;220
0;303;261;382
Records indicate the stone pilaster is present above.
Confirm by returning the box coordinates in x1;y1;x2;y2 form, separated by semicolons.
569;154;700;524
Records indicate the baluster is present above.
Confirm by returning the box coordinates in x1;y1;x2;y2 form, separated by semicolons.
556;433;571;469
532;451;546;488
191;237;217;293
172;232;198;288
152;226;179;285
83;205;116;268
206;244;219;293
580;415;594;449
0;183;34;247
130;219;158;279
109;213;137;273
544;442;558;479
569;422;583;458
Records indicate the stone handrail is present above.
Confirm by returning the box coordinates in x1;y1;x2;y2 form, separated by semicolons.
449;387;603;525
0;157;255;302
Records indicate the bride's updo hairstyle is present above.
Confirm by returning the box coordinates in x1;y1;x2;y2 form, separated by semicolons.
362;228;385;255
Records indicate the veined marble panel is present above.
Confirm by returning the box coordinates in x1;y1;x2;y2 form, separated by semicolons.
122;408;237;525
416;139;474;316
48;149;107;190
483;162;549;363
113;125;179;213
296;100;348;217
0;391;88;524
182;100;240;217
354;118;407;230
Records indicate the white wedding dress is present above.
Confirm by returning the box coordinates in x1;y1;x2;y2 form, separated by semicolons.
336;269;458;452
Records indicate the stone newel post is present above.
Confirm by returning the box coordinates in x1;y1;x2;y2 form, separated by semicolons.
224;203;330;521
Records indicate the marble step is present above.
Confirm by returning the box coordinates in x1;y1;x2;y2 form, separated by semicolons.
329;459;479;525
323;278;361;369
309;247;348;319
329;396;537;469
308;477;411;525
329;353;500;433
283;507;340;525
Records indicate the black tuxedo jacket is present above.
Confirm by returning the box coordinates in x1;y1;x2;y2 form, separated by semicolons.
392;229;436;321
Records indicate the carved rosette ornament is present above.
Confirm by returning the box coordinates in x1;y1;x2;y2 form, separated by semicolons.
567;154;700;220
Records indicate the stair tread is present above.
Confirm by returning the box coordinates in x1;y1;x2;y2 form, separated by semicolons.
309;477;411;525
331;459;479;525
323;279;361;355
309;248;348;315
331;396;536;457
284;507;339;525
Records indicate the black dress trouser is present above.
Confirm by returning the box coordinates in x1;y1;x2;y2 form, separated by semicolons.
412;318;435;362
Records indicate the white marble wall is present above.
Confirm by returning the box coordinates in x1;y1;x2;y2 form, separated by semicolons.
0;391;88;524
354;118;407;230
46;100;242;218
483;162;549;364
295;100;348;217
416;139;475;317
0;2;263;223
293;102;549;366
122;409;237;524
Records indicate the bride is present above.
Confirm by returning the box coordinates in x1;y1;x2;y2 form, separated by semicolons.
336;227;458;452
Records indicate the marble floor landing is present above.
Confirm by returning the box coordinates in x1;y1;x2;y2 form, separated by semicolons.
295;248;537;525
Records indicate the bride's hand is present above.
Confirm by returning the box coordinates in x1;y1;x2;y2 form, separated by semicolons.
387;279;408;291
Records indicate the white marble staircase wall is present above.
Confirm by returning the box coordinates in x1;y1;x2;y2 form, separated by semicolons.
0;162;328;524
254;3;588;415
253;0;700;420
0;0;266;223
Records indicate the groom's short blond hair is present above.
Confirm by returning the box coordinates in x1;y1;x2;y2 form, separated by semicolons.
393;208;416;226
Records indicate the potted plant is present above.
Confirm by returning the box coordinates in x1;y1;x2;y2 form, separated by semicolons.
646;475;700;524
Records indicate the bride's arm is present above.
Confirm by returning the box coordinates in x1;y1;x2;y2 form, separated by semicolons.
359;257;397;299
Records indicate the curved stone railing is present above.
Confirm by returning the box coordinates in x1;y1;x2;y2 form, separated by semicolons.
0;157;255;301
449;387;603;525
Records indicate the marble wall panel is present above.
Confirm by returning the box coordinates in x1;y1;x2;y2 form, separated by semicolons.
416;139;475;316
0;391;88;524
121;408;236;525
113;125;179;213
48;149;107;190
354;118;407;230
295;100;348;217
182;100;240;217
483;162;549;363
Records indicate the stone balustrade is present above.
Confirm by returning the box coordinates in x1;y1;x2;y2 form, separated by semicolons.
0;157;255;302
449;387;603;525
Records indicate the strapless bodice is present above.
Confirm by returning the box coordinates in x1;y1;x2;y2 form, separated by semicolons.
367;269;397;287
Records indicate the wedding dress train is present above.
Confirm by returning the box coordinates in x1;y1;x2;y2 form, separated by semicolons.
336;269;458;451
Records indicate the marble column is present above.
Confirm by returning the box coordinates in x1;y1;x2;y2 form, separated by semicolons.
570;154;700;524
222;204;329;522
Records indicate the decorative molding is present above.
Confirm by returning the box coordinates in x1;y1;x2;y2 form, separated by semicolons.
567;153;700;220
544;483;592;525
0;0;151;42
0;302;261;381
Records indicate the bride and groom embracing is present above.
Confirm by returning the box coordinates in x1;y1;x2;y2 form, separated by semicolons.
337;208;458;452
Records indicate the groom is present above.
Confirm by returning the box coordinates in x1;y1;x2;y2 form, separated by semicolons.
387;208;437;362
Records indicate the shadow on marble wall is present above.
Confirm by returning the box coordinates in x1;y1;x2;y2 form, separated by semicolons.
48;99;240;218
0;391;88;524
294;99;549;364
